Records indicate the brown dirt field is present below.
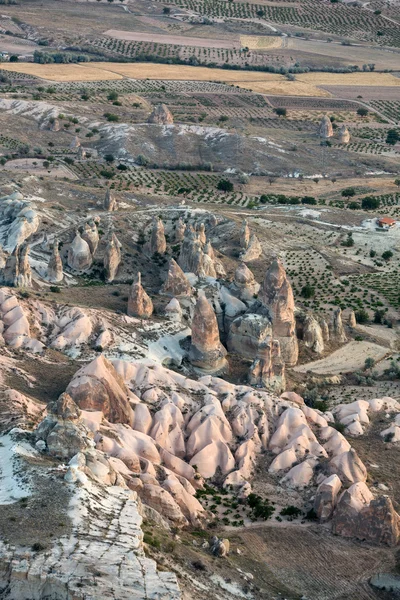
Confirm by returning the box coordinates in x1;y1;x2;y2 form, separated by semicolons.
104;29;241;48
240;35;283;49
239;525;395;600
324;85;400;100
297;72;400;87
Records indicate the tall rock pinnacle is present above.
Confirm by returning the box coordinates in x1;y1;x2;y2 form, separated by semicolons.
189;292;227;373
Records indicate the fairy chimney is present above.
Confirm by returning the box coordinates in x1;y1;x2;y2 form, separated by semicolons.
189;292;228;373
127;272;153;318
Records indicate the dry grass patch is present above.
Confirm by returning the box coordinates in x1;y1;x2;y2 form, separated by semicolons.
240;35;283;49
297;72;400;87
0;63;122;81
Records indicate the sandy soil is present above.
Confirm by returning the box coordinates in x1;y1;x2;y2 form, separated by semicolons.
0;159;77;179
104;29;241;48
294;340;390;375
297;72;400;87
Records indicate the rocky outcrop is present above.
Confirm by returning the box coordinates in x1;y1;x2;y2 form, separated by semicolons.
319;115;333;138
66;355;134;425
1;244;32;288
82;220;99;256
36;392;93;460
146;217;166;256
178;227;203;274
348;310;356;328
240;219;250;249
189;292;227;373
204;241;225;278
231;262;260;302
104;188;117;211
249;338;285;394
104;233;121;283
197;223;207;245
228;309;273;360
314;474;342;522
47;240;63;283
302;313;324;354
127;272;153;318
330;308;347;344
338;125;350;144
70;135;81;149
239;234;262;263
161;258;192;297
332;482;400;546
165;297;182;321
148;103;174;124
175;217;186;242
259;258;298;366
50;117;60;132
68;232;92;271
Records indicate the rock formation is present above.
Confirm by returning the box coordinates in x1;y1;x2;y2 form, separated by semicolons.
231;262;260;302
348;310;356;328
82;220;99;256
175;217;186;242
189;292;227;373
70;135;81;149
332;482;400;546
66;355;134;425
330;308;347;344
240;233;262;262
148;103;174;125
104;188;117;211
165;298;182;322
161;258;192;297
249;338;285;393
104;233;121;283
240;219;250;249
50;117;60;132
319;115;333;138
147;217;167;256
47;240;63;283
301;313;324;354
178;226;203;274
314;474;342;522
128;272;153;318
204;241;225;278
259;258;298;366
338;125;350;144
68;232;92;271
1;244;32;288
228;309;273;360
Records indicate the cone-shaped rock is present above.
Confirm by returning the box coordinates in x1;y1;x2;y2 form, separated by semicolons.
330;308;347;343
69;135;81;149
319;115;333;138
231;262;259;301
197;223;206;245
249;338;285;394
147;216;166;255
175;217;186;242
50;118;60;132
240;219;250;249
68;232;92;271
82;220;99;256
17;244;32;288
161;258;192;297
302;313;324;354
2;246;19;286
239;233;262;262
348;310;357;328
128;272;153;318
338;125;350;144
189;292;227;373
104;233;121;283
204;241;225;278
178;227;203;274
148;103;174;124
104;188;117;211
259;257;298;366
165;297;182;322
48;240;63;283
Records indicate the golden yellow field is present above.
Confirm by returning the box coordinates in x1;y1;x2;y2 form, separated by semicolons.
240;35;283;50
297;72;400;86
0;63;122;81
3;61;396;97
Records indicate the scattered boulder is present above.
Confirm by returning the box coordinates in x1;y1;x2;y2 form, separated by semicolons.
189;292;227;373
127;272;153;318
148;103;174;125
